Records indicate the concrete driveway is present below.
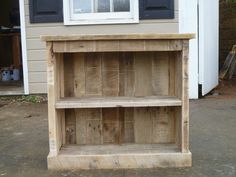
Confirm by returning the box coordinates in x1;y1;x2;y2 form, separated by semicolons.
0;98;235;177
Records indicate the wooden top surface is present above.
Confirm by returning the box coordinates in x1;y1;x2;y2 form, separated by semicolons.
41;33;195;42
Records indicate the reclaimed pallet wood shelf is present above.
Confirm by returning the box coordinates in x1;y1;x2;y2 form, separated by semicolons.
55;96;182;109
42;33;194;170
48;144;191;169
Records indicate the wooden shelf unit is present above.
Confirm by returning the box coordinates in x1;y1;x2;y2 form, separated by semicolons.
42;33;194;170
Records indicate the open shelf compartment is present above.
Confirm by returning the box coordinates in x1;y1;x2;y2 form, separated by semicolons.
56;51;182;101
48;106;191;169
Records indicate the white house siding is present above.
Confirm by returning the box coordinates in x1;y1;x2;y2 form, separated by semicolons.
24;0;180;94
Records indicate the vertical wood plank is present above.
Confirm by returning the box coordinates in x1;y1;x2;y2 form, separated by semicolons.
86;119;102;145
56;109;63;148
119;108;125;144
152;52;169;96
61;109;66;145
64;54;74;97
85;53;102;96
181;40;190;153
65;109;76;144
102;53;119;96
134;108;152;143
75;109;87;145
75;109;102;145
152;107;174;143
176;52;182;99
168;52;176;96
169;107;176;143
123;108;134;143
73;53;85;97
86;109;102;145
47;42;60;155
119;53;135;96
102;108;120;144
134;53;152;96
58;54;64;98
175;107;181;149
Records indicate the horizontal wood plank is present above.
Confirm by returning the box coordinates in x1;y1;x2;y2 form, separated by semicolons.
55;96;182;109
53;40;183;53
48;144;191;169
41;33;195;42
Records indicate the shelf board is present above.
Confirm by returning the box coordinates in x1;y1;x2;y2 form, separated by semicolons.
48;144;192;169
59;144;179;155
55;96;182;109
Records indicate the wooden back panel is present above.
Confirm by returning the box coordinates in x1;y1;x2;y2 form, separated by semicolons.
65;107;177;145
62;52;179;98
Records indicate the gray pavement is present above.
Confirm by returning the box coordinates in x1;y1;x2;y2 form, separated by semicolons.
0;98;235;177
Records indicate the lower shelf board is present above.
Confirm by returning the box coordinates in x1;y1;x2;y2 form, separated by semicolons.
48;144;192;169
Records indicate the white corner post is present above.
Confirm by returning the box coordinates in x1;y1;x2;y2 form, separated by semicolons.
19;0;29;95
198;0;219;96
179;0;199;99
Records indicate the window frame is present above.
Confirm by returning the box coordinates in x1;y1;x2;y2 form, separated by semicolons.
63;0;139;25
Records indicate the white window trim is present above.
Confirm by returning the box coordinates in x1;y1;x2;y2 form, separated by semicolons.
63;0;139;25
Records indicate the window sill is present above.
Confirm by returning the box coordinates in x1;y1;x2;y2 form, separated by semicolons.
64;18;139;26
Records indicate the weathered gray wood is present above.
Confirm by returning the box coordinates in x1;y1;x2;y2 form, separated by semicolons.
134;53;152;96
45;34;192;170
55;96;182;109
48;144;192;169
47;42;60;156
181;40;190;153
41;33;195;42
65;109;76;144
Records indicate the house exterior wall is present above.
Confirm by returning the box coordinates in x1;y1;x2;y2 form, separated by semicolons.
24;0;180;93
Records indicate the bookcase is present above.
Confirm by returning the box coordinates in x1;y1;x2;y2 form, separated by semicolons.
42;34;194;170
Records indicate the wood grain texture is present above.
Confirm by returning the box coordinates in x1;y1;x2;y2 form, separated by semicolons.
102;53;119;96
119;53;135;96
67;107;176;145
134;107;175;144
65;109;76;144
152;52;169;96
169;52;176;96
41;33;195;41
47;42;60;156
102;108;120;144
134;108;153;143
75;109;102;145
73;108;135;145
181;40;190;153
85;53;102;96
47;144;192;169
73;53;85;97
45;35;192;169
64;54;74;97
134;53;152;96
55;96;182;109
63;52;178;98
52;40;184;53
152;107;175;143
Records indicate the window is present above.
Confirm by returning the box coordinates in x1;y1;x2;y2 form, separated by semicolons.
63;0;139;25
